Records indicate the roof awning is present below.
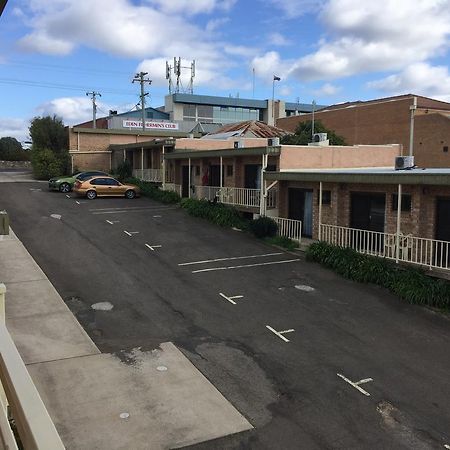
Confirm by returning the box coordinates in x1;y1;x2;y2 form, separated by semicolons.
165;146;280;159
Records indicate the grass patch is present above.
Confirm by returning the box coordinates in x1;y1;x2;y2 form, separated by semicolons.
306;241;450;310
265;235;299;251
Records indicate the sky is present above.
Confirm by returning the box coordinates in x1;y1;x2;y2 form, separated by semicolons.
1;0;450;142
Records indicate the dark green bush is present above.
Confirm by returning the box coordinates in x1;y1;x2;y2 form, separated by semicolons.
116;160;132;181
265;235;298;251
30;148;63;179
180;197;249;229
125;178;180;204
306;241;450;310
249;216;278;238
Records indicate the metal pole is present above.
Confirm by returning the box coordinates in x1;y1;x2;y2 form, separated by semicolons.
272;79;275;119
259;154;267;216
162;146;166;191
312;100;316;139
188;158;191;199
219;156;223;202
409;96;417;157
318;181;323;240
141;147;144;180
396;184;402;263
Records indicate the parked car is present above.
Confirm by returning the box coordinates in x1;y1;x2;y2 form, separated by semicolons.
48;171;109;193
74;176;140;200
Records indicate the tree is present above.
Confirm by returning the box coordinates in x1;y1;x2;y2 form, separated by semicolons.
0;137;29;161
29;115;69;178
281;120;347;146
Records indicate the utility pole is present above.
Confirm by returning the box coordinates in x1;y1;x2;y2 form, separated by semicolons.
409;96;417;157
132;72;152;131
311;100;316;139
86;91;101;129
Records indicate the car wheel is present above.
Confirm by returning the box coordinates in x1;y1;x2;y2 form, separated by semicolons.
86;190;97;200
59;182;71;193
125;189;136;199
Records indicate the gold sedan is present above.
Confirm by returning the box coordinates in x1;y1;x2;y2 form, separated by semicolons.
74;176;140;200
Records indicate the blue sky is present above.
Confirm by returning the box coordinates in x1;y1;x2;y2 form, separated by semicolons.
1;0;450;142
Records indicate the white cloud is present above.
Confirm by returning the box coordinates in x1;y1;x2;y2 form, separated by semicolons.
266;0;324;18
251;51;293;82
0;118;30;141
312;82;340;97
279;86;292;96
368;63;450;102
268;32;291;46
206;17;229;32
289;0;450;81
147;0;236;15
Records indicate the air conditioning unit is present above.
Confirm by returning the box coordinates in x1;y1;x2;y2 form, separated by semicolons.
313;133;327;142
268;137;280;146
233;140;244;149
395;156;415;170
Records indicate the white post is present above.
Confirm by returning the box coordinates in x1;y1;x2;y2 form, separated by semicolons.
409;96;417;157
259;154;267;216
318;181;323;240
396;184;402;263
219;156;223;203
162;146;166;191
0;283;7;414
141;147;144;180
123;149;126;162
188;158;191;199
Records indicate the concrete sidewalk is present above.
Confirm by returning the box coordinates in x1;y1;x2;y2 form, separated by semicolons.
0;230;252;449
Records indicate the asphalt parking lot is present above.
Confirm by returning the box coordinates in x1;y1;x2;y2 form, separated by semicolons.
1;181;450;449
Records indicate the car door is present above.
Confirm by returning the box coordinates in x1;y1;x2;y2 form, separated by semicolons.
105;178;123;196
89;177;108;195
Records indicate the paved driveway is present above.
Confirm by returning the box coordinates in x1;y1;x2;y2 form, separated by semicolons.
1;182;450;449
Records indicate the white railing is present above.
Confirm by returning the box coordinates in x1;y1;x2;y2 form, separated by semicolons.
0;284;65;450
163;183;182;196
193;186;220;202
320;224;450;271
266;188;277;209
133;168;163;183
272;217;302;243
193;186;262;208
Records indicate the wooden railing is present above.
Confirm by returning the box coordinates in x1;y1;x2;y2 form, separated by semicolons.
132;169;163;183
320;224;450;271
272;217;302;243
0;284;65;449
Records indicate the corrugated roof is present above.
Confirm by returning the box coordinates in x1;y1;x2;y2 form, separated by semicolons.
206;120;288;138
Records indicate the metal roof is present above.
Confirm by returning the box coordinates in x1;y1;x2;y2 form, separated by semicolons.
285;102;328;112
165;146;280;159
109;138;176;151
265;167;450;186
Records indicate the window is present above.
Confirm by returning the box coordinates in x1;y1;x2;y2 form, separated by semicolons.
318;190;331;205
105;178;120;186
90;178;106;185
443;146;448;153
226;165;233;177
266;164;277;172
392;194;412;211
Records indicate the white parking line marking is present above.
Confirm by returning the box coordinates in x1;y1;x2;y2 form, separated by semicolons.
179;252;284;266
65;194;71;198
29;188;42;191
266;325;294;342
124;230;139;236
90;206;174;211
192;258;300;273
337;373;373;397
145;244;162;251
153;215;162;218
219;292;244;305
76;201;81;204
92;208;175;215
106;220;120;225
444;444;450;449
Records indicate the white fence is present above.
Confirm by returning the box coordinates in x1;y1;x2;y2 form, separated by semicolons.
320;224;450;271
163;183;182;196
272;217;302;243
132;169;163;183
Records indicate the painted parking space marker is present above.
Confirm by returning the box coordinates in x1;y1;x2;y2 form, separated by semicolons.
145;244;162;251
50;214;62;220
106;220;120;225
124;230;139;237
179;252;283;266
89;206;174;211
219;292;243;305
65;194;71;198
192;258;301;273
444;444;450;449
266;325;295;343
29;188;42;191
153;215;162;218
337;373;373;397
75;201;81;204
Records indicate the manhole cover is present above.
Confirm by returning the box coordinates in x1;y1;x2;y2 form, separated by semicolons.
295;284;315;292
91;302;114;311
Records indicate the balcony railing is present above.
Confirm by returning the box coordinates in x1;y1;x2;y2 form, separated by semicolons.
0;284;65;450
163;183;182;196
320;224;450;271
132;168;163;183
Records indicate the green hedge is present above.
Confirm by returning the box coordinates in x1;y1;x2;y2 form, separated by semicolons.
264;236;299;251
306;241;450;310
180;198;249;229
249;216;278;238
125;178;180;204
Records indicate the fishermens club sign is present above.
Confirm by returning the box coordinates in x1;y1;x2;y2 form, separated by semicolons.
123;120;179;130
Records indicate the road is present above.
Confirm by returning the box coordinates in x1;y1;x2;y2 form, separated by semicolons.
1;181;450;449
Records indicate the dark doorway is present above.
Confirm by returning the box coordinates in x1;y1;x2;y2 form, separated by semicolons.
209;165;222;187
244;165;261;189
182;166;190;198
436;198;450;241
125;150;134;168
288;188;313;237
350;193;386;232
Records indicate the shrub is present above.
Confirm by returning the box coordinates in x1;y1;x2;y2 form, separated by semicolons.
180;197;249;229
125;178;180;204
306;241;450;310
249;216;278;238
265;235;299;251
30;148;63;180
116;160;132;181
